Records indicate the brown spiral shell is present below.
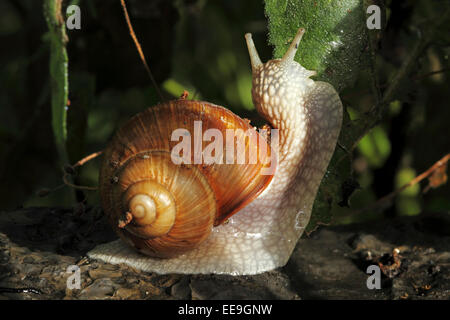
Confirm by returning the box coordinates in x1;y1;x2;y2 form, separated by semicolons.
99;99;275;258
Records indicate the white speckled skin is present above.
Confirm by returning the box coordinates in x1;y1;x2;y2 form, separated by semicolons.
88;28;343;275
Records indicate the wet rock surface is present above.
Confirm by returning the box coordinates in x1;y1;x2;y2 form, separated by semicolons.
0;207;448;300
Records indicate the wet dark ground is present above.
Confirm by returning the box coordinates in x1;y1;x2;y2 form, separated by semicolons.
0;206;448;300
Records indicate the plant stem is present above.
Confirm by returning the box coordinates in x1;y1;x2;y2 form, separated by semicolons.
43;0;69;165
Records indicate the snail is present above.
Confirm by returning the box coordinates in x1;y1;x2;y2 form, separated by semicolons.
88;28;343;275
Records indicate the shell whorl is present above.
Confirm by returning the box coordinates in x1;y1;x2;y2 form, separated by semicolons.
105;151;218;258
122;180;176;238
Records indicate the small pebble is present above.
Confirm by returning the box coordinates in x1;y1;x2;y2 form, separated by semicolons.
78;279;116;300
23;256;35;264
114;287;141;299
171;278;191;299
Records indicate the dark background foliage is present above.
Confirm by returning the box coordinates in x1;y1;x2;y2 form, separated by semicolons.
0;0;449;228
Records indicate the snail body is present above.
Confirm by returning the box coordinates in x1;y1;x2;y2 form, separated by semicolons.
89;28;343;275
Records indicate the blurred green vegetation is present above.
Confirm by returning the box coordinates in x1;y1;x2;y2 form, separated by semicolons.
0;0;449;229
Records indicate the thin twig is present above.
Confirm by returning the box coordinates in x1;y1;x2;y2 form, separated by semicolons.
350;153;450;215
62;150;104;191
412;68;450;81
72;150;103;168
120;0;165;101
63;173;98;191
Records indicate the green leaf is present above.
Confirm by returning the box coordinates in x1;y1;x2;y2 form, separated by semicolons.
264;0;370;91
43;0;69;164
357;126;391;168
